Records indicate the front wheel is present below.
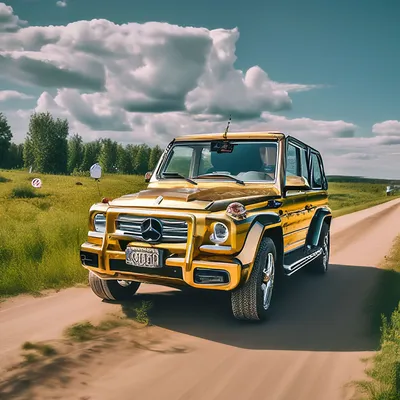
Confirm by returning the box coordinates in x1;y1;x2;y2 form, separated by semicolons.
88;271;141;301
231;236;277;321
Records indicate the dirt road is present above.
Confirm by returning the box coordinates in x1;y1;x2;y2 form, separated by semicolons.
1;198;400;400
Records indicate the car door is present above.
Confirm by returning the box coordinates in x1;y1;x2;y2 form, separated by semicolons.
282;140;310;253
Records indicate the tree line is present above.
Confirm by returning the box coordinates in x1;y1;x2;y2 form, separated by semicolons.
0;112;164;175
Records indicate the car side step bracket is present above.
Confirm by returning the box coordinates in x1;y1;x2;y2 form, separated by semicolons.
283;246;323;276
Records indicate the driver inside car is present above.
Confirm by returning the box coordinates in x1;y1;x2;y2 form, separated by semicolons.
259;146;276;178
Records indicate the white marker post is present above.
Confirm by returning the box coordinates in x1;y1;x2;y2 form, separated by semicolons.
31;178;42;188
90;163;102;197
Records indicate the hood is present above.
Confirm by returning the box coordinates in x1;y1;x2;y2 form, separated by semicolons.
108;185;280;211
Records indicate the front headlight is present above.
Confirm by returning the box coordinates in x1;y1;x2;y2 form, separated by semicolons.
210;222;229;244
93;213;106;233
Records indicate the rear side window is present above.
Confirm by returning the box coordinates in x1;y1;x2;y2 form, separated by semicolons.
310;152;323;188
286;143;299;176
299;147;309;183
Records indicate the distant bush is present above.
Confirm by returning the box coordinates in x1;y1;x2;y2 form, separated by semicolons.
0;175;11;183
10;185;45;199
71;169;90;177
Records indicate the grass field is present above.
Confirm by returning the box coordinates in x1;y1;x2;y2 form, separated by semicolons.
328;182;398;217
0;170;148;297
0;169;397;297
355;236;400;400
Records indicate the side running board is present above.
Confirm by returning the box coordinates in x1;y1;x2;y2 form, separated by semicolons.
283;247;323;276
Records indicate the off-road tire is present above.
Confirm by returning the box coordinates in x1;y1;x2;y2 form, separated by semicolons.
88;271;141;301
231;236;277;321
308;222;330;274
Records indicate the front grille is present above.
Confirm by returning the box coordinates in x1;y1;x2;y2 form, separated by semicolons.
115;214;188;243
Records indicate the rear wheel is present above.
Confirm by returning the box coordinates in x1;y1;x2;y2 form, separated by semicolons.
308;223;330;274
88;271;141;301
231;236;277;321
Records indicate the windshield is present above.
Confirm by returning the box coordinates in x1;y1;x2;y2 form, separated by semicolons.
159;140;278;182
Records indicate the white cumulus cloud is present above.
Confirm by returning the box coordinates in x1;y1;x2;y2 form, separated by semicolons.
372;120;400;136
56;1;67;7
0;90;34;101
2;2;399;179
0;5;326;122
0;3;27;32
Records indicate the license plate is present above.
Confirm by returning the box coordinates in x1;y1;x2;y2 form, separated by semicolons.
125;246;161;268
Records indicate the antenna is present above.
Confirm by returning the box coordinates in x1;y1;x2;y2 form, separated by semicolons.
223;114;231;140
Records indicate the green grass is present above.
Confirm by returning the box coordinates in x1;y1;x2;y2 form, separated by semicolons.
0;170;148;297
22;341;57;356
10;185;46;199
64;316;131;342
354;236;400;400
328;182;399;217
64;321;96;342
0;175;11;183
0;169;397;297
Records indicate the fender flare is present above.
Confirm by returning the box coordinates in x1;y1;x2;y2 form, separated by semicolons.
305;207;332;247
234;213;282;280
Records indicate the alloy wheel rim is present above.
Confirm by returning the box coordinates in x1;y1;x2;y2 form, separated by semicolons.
261;252;275;310
322;233;329;270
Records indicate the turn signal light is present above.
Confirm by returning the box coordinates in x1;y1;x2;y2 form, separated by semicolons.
226;202;247;220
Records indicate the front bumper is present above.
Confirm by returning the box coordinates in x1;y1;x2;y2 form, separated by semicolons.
80;208;248;291
80;242;243;291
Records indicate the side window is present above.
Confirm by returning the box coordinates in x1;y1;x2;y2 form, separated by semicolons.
164;146;193;177
286;143;299;176
299;147;309;183
310;153;323;188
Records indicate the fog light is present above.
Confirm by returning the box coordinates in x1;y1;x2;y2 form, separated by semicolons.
194;268;230;284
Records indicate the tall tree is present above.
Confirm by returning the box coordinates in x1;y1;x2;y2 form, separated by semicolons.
127;144;140;173
148;145;163;171
116;144;131;174
26;112;69;173
81;140;101;172
23;137;34;169
4;142;24;169
51;117;69;173
134;144;151;174
67;133;84;173
0;113;12;168
98;138;118;173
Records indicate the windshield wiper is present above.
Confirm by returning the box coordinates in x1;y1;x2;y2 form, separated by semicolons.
194;173;245;185
161;172;197;185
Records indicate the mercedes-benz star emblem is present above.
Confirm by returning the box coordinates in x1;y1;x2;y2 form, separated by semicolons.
141;218;163;242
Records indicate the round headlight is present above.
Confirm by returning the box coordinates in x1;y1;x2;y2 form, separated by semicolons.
210;222;229;244
93;213;106;233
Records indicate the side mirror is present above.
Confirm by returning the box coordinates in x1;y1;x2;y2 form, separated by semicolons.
144;171;152;183
284;175;310;191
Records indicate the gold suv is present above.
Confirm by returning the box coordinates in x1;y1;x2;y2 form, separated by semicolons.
80;131;331;321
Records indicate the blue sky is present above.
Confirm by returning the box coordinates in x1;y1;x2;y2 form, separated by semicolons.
9;0;400;132
1;0;400;177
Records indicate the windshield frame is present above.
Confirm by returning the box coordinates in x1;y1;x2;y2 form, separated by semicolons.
155;139;280;184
